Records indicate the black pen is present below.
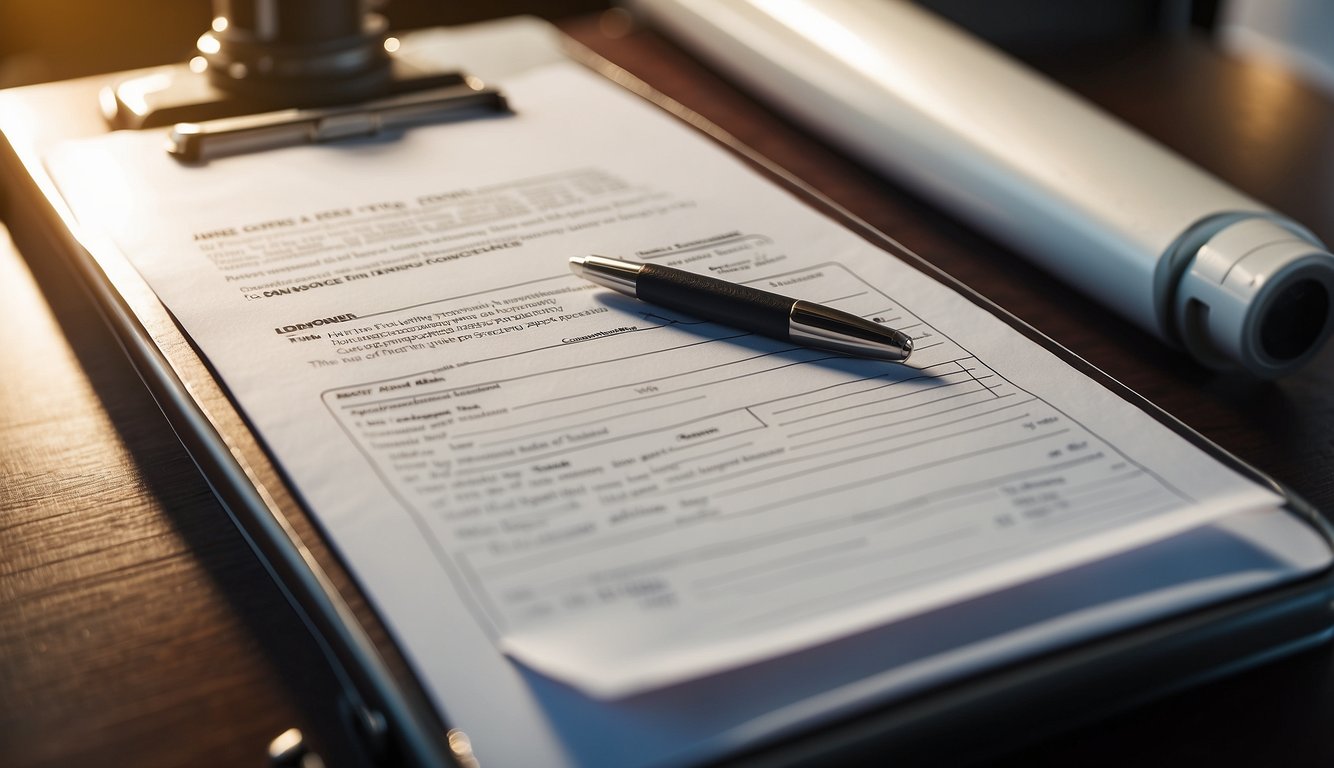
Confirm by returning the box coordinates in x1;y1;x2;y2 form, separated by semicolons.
569;255;913;362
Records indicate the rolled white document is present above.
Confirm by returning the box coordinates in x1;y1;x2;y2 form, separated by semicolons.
630;0;1334;376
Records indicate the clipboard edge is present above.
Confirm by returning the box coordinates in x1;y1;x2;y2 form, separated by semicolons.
2;17;1330;767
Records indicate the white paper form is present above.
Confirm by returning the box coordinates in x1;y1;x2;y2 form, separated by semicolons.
46;51;1322;763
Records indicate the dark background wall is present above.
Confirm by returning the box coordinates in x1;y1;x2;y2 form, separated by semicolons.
0;1;1219;90
0;1;611;88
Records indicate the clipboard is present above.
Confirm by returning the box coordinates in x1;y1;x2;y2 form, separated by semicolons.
2;15;1332;767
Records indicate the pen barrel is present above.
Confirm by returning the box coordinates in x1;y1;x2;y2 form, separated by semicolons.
636;264;794;338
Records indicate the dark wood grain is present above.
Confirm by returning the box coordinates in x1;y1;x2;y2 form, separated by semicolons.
0;223;357;766
1;10;1332;768
0;69;430;768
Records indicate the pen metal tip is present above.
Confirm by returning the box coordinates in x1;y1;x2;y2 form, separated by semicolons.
569;255;644;295
789;301;914;362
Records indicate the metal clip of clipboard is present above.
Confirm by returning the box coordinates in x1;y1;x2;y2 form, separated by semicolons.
167;78;509;163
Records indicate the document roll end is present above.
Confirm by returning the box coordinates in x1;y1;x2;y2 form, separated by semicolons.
1175;217;1334;377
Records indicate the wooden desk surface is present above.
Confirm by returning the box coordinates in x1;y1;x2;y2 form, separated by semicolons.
3;13;1333;767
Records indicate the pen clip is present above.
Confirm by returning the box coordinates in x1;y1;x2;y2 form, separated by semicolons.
167;76;509;163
